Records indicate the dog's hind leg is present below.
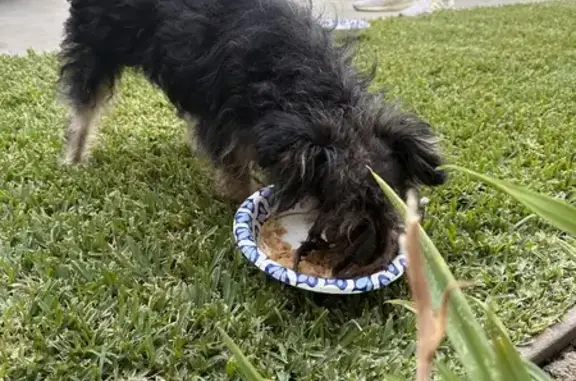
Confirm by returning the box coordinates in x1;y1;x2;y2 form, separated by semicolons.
58;46;122;165
62;84;112;165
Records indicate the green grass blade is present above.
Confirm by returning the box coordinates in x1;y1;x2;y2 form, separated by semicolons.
369;168;495;381
557;238;576;257
383;374;408;381
441;165;576;235
218;327;267;381
385;299;416;313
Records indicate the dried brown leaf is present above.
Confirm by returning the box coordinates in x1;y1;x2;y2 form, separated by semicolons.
404;190;473;381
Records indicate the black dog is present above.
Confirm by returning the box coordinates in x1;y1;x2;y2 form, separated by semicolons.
58;0;446;277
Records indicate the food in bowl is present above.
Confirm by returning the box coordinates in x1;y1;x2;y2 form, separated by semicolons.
258;216;402;279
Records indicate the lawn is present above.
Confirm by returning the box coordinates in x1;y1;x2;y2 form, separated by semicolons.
0;2;575;380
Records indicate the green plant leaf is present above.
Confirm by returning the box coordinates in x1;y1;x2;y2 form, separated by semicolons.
441;164;576;235
218;327;267;381
437;361;464;381
471;298;552;381
523;360;556;381
492;336;531;381
369;168;495;381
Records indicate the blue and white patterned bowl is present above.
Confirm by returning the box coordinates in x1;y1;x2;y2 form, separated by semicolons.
232;186;408;294
318;18;370;31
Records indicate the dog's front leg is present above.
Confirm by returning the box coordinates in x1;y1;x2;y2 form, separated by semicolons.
214;162;260;204
196;123;260;204
213;147;262;204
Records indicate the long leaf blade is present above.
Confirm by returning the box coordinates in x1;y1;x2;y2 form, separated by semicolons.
471;298;553;381
441;164;576;235
524;360;556;381
437;361;464;381
492;336;531;381
369;168;495;381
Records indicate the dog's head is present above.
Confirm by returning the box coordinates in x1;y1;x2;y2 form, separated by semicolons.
255;103;446;276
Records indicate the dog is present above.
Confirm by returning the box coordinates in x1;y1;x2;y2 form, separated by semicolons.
58;0;446;277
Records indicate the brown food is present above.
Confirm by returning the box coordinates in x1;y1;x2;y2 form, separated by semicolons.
259;219;399;278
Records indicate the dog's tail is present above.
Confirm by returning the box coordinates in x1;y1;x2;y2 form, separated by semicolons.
58;0;157;107
58;13;120;109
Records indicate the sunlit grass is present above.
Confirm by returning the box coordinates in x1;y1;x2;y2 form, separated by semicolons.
0;1;575;379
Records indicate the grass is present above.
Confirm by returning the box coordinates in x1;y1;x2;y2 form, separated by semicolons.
0;1;575;380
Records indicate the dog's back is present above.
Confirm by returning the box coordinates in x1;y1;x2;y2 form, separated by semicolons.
59;0;357;161
60;0;346;114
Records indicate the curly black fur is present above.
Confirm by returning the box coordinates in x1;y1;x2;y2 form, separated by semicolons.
58;0;446;277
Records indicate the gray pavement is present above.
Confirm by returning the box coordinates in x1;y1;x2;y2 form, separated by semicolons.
0;0;548;55
0;0;68;55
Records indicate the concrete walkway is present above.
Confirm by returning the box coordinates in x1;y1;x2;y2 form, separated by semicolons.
0;0;69;55
0;0;547;55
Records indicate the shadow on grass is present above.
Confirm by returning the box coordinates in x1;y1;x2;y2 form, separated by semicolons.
92;145;406;321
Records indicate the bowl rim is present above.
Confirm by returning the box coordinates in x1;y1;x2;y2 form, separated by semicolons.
232;185;408;294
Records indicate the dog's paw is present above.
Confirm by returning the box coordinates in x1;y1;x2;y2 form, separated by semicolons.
61;151;88;166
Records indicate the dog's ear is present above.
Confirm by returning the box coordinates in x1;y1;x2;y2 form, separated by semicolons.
254;111;338;211
375;113;446;187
